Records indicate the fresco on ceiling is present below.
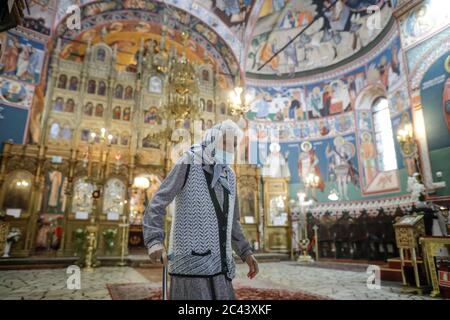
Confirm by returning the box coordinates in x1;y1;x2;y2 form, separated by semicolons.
0;32;46;85
54;0;242;63
22;0;57;36
56;1;238;76
399;0;450;49
203;0;256;40
247;0;393;77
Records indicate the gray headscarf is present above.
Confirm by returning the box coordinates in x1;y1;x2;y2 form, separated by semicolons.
189;120;243;192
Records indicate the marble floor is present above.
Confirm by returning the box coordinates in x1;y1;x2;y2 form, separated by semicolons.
0;262;442;300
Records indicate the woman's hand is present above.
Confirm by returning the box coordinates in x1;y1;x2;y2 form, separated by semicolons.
148;243;168;266
244;255;259;279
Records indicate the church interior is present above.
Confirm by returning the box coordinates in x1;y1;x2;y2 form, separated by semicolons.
0;0;449;301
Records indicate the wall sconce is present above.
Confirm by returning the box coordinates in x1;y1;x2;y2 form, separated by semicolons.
396;122;417;157
397;123;414;144
133;177;150;190
16;180;30;188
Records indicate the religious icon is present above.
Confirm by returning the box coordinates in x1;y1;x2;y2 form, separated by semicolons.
49;123;60;140
54;97;64;112
103;178;126;216
325;136;358;201
207;100;214;113
148;76;162;93
69;76;78;91
121;134;129;146
97;48;106;62
123;107;131;121
444;77;450;133
113;106;121;120
95;104;104;117
84;102;94;116
0;80;27;104
64;99;75;113
144;107;160;125
124;86;133;100
360;131;377;186
61;125;72;141
57;75;67;89
200;99;205;111
81;129;90;142
262;142;290;178
298;141;324;198
202;69;209;81
115;85;123;99
87;80;96;94
72;179;94;214
98;81;106;96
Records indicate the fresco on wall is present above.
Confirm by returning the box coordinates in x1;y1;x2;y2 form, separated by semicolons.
23;0;58;36
420;51;450;152
411;28;450;74
0;32;45;85
247;66;366;122
0;78;35;108
0;104;29;150
399;0;450;49
247;0;393;77
248;34;408;200
366;36;404;92
252;134;360;201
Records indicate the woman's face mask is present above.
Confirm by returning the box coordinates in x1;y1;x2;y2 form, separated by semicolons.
214;149;235;165
214;132;237;165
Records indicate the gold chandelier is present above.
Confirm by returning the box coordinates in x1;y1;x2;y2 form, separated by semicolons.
164;32;200;119
227;70;253;116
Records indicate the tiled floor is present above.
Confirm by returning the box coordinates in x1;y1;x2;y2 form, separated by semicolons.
0;262;442;300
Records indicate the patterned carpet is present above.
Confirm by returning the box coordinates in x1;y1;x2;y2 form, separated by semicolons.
107;283;331;300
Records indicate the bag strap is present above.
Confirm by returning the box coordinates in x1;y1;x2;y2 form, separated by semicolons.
181;164;190;190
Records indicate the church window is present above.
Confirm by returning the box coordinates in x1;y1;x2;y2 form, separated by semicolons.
372;97;398;172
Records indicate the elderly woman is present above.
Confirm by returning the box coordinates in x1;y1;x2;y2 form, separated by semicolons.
143;120;259;300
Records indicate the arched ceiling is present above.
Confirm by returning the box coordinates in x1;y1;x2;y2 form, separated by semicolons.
53;0;257;73
31;0;396;81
